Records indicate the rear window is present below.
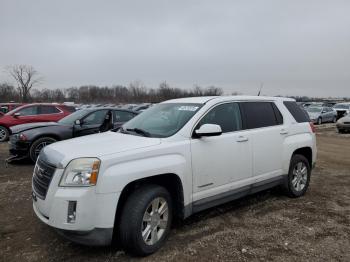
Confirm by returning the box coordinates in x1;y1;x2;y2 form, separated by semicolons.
241;102;281;129
283;101;310;123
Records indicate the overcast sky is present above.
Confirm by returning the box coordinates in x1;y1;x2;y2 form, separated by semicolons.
1;0;350;97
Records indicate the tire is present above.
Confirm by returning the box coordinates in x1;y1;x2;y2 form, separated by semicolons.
317;117;322;125
284;154;311;198
0;126;9;142
332;116;337;123
119;184;173;256
29;137;57;162
338;129;345;134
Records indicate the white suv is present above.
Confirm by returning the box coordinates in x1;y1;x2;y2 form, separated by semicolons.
32;96;316;256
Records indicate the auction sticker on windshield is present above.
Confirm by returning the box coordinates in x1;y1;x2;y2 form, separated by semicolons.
178;106;199;111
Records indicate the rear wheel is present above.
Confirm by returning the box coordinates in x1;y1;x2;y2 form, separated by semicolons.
119;184;173;256
284;154;311;198
317;118;322;125
29;137;57;162
0;126;9;142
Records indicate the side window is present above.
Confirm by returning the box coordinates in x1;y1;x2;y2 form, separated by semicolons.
39;105;61;114
17;106;39;116
83;110;108;125
114;111;135;122
241;102;279;129
283;101;310;123
272;103;284;125
198;103;242;133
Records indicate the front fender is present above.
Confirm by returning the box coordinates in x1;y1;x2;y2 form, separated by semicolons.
97;153;188;194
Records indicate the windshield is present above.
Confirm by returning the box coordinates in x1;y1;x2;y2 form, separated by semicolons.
58;109;89;125
121;103;202;138
334;104;349;109
307;107;322;113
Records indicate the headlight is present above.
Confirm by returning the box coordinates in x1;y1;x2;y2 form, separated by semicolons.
60;158;100;187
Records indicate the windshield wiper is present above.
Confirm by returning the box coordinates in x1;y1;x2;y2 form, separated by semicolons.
126;128;151;137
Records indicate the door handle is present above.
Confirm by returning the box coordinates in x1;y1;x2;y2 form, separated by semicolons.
280;129;288;135
236;136;248;142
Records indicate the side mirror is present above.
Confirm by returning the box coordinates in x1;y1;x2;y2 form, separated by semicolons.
74;119;81;125
195;124;222;137
13;112;21;118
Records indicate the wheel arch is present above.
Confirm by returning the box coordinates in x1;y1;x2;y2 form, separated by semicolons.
113;173;185;233
291;147;312;167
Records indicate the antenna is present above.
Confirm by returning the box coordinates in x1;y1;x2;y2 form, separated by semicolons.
258;82;264;96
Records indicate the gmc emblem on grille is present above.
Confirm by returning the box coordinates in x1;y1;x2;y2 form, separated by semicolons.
36;166;44;177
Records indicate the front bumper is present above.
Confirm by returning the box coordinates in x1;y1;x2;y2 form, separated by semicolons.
32;168;120;246
336;123;350;131
8;138;31;156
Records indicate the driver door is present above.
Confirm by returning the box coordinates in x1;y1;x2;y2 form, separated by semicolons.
73;109;108;137
191;102;252;202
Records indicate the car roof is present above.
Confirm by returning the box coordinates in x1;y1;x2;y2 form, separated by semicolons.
164;95;295;104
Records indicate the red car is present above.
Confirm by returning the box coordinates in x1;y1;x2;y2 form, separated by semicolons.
0;103;75;141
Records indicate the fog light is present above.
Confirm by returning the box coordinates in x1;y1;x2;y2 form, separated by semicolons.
67;201;77;223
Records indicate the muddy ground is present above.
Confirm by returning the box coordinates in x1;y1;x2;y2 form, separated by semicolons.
0;124;349;262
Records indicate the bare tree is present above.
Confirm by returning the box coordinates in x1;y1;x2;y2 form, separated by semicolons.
6;65;42;102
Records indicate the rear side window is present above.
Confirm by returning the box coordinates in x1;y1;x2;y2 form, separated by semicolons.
64;106;76;112
113;111;136;122
83;110;108;125
283;101;310;123
39;105;61;114
241;102;280;129
198;103;242;133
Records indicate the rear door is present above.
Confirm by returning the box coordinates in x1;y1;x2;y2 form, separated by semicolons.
37;105;63;122
112;110;136;129
73;109;108;137
240;102;285;182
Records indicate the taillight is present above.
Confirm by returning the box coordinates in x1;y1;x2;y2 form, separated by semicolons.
309;122;316;133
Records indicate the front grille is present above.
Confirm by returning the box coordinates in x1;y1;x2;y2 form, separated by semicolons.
32;158;56;200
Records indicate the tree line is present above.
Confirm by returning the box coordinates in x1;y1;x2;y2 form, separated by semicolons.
0;81;224;104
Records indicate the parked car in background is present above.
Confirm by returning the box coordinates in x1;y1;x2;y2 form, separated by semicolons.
336;115;350;133
0;103;75;142
0;102;24;114
306;106;337;125
32;96;316;255
9;108;137;162
333;103;350;119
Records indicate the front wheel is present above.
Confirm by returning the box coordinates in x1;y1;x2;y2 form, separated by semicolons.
119;185;173;256
284;154;311;198
29;137;57;162
0;126;9;142
317;117;322;125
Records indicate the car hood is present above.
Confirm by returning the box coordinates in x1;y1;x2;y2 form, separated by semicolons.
10;122;60;134
40;132;161;168
307;112;320;119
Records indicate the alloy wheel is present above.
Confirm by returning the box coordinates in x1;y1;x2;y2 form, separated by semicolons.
292;162;308;192
141;197;169;246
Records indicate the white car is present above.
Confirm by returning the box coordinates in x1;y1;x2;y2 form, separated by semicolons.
32;96;317;256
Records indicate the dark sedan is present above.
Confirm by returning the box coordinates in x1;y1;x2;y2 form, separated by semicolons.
8;108;137;162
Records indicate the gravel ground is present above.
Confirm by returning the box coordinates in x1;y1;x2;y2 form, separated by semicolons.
0;124;349;262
